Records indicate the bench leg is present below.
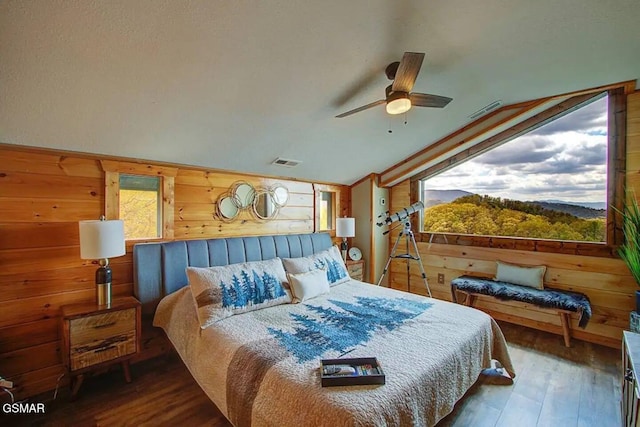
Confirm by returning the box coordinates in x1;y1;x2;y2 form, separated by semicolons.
559;312;571;347
465;294;477;308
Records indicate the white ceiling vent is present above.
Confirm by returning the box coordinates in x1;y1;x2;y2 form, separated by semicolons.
271;157;301;167
468;100;503;120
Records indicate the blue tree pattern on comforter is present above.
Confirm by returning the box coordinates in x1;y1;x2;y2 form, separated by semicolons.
314;257;348;284
220;270;286;309
269;297;432;362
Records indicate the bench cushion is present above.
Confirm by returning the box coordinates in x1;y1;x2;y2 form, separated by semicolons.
495;261;546;290
451;275;592;328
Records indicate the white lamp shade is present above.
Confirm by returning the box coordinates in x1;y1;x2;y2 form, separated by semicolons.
336;217;355;238
79;220;126;259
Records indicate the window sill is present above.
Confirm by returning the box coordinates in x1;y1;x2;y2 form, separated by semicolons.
125;238;166;252
418;232;617;258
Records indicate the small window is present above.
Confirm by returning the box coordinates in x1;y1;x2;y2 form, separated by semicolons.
319;191;335;231
119;174;161;239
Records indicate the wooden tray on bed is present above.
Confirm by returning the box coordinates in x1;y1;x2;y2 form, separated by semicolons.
320;357;385;387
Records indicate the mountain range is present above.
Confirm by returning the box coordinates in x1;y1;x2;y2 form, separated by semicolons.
423;189;606;219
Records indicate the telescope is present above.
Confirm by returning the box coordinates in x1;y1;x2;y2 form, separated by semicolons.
376;201;424;227
375;200;431;296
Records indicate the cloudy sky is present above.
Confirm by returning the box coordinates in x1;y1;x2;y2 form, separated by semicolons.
424;95;608;204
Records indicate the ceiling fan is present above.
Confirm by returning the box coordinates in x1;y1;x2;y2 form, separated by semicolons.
335;52;452;118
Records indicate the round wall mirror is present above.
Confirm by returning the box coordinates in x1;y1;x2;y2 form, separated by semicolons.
253;189;277;220
272;185;289;208
233;182;255;208
217;195;239;220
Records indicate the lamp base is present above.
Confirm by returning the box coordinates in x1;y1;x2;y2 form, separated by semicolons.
340;239;348;262
96;261;112;307
96;282;112;307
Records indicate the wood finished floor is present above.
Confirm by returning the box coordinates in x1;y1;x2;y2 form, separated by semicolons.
2;322;621;427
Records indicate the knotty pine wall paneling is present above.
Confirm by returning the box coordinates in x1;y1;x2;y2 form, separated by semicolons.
387;91;640;349
0;145;350;400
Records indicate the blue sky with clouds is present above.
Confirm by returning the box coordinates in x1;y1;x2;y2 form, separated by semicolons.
424;95;608;203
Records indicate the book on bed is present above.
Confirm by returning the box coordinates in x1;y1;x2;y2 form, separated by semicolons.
320;357;385;387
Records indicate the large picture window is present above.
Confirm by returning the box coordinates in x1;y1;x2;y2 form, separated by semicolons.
420;94;609;244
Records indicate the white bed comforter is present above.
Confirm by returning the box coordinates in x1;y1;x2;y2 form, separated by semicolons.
154;280;514;427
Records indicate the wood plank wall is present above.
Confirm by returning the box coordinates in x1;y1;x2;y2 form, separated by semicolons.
388;91;640;349
0;146;349;400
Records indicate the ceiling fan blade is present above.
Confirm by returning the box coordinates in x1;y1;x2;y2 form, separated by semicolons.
335;100;386;118
410;93;452;108
332;67;384;108
392;52;425;93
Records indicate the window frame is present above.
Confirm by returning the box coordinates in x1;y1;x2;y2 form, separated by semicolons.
101;160;177;247
409;87;627;258
314;184;342;237
318;190;335;231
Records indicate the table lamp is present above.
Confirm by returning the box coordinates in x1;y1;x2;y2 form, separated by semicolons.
79;217;126;307
336;217;355;261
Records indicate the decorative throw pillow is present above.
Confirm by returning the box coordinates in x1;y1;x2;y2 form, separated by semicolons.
282;245;350;286
187;258;291;328
287;268;330;303
495;261;546;290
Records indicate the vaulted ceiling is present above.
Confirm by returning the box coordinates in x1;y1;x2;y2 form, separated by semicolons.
1;0;639;185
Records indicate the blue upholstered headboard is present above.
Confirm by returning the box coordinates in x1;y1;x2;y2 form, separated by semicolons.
133;233;333;314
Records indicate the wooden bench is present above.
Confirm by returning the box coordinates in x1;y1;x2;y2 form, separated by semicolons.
451;275;592;347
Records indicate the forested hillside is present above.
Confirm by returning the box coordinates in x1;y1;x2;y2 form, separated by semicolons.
534;201;605;219
423;194;605;242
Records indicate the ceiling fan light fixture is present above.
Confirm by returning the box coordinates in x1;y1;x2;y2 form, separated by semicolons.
386;92;411;115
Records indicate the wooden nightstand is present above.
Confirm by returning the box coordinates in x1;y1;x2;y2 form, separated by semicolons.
60;296;141;398
346;260;365;281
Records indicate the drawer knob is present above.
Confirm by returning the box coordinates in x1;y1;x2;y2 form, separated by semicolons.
625;368;634;382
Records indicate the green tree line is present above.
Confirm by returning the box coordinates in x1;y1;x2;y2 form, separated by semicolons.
423;194;605;242
120;189;158;239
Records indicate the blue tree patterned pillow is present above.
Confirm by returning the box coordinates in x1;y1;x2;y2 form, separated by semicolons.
282;246;350;286
186;258;291;328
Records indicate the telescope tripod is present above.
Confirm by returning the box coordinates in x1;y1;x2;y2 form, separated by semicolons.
377;220;432;297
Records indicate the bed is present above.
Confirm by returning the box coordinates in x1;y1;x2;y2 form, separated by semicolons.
134;233;514;427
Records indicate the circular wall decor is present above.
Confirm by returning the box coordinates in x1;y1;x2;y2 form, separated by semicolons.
217;195;239;221
272;185;289;208
232;182;256;209
253;187;278;220
214;181;289;222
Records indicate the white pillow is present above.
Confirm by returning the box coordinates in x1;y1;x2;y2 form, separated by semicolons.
287;268;330;303
495;261;546;290
282;246;350;286
187;258;291;329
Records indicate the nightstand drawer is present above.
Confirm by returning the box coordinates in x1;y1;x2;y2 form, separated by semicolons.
70;330;136;371
69;308;136;346
346;260;365;281
348;263;363;277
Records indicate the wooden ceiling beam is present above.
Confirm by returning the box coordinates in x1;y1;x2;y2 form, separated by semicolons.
410;91;600;183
